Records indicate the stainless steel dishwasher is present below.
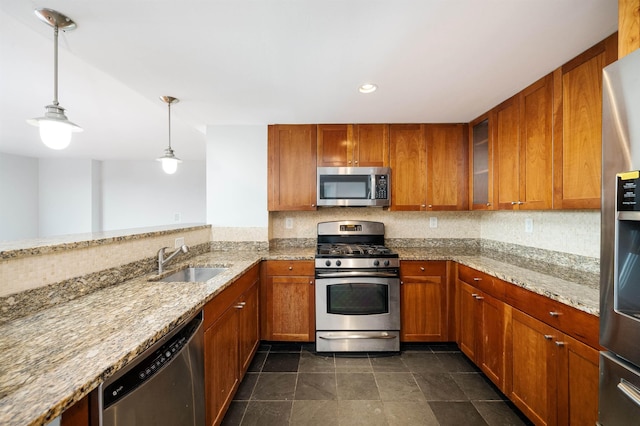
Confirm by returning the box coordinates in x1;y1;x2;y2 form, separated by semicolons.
97;311;204;426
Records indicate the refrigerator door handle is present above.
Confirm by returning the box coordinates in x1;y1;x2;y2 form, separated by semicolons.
618;378;640;408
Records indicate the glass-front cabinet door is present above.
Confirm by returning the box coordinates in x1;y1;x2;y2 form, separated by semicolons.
470;115;494;210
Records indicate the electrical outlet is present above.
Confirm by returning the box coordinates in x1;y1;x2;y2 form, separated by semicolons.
175;237;185;248
285;217;293;229
525;218;533;233
429;217;438;228
174;212;181;222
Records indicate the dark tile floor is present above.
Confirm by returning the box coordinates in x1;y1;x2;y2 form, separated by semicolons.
221;342;534;426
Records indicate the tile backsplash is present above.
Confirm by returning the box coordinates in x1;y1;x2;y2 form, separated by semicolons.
0;226;211;298
270;209;600;258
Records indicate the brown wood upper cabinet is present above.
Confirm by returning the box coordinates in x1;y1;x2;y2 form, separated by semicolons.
469;114;494;210
267;124;317;211
492;75;554;211
390;123;468;211
317;124;389;167
552;33;617;209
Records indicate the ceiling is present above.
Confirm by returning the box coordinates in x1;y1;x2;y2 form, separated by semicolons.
0;1;617;161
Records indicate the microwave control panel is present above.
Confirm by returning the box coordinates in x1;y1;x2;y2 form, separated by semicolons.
374;175;389;200
617;171;640;211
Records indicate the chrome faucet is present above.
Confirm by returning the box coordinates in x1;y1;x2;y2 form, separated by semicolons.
158;245;189;274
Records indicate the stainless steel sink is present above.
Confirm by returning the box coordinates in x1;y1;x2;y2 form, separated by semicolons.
160;267;228;282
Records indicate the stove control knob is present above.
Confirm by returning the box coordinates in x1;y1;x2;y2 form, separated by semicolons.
384;260;390;267
325;260;331;267
336;260;342;267
373;260;380;266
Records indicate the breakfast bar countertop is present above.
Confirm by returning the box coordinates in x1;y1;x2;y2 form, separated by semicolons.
0;247;599;426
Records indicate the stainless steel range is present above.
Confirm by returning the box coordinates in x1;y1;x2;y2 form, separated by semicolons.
315;220;400;352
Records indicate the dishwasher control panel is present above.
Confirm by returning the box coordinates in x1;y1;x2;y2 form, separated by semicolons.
102;313;202;408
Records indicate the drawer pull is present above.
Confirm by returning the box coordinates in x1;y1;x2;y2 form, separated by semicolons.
420;267;425;271
511;201;518;205
473;277;482;281
544;335;554;340
234;304;245;309
471;293;479;298
549;311;562;317
618;379;640;408
555;341;566;347
288;266;293;270
475;296;484;300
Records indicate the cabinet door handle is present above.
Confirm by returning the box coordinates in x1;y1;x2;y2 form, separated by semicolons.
473;277;482;281
237;301;246;306
354;160;358;165
421;204;426;208
511;201;518;205
544;335;554;340
471;293;479;298
428;205;432;208
309;280;313;285
289;266;293;270
549;311;562;317
475;296;484;300
420;267;425;271
311;204;316;207
486;203;491;206
234;304;245;309
555;341;566;347
518;201;524;205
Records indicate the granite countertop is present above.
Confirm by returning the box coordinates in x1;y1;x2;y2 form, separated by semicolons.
0;247;599;426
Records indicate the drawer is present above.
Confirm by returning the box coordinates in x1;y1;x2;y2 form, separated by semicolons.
265;260;315;276
458;264;504;299
505;284;599;348
400;260;446;276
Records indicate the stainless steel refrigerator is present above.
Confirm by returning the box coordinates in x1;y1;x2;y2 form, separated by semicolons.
600;47;640;424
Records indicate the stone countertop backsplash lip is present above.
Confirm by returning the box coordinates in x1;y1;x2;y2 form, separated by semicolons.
0;247;599;426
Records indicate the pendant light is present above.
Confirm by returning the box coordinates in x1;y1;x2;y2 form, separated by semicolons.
27;9;82;150
156;96;182;175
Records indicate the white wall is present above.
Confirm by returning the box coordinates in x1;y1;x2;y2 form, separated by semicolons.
206;125;268;231
0;153;39;240
38;158;97;237
101;160;206;231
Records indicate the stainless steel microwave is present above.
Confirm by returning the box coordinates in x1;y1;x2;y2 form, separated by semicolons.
317;167;390;207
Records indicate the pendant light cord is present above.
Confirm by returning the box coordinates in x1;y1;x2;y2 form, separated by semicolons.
53;25;59;106
167;102;172;150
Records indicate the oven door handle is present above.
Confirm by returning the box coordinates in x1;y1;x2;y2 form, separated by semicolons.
618;379;640;408
315;271;399;278
318;333;397;340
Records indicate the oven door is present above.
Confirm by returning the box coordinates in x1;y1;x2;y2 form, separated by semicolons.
315;276;400;331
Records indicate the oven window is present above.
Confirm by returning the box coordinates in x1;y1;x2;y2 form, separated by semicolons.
326;283;388;315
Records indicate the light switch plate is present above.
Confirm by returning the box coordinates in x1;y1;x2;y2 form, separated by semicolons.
285;218;293;229
175;237;185;248
429;217;438;228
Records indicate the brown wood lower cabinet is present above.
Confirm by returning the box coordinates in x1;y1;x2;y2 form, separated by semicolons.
261;260;315;342
456;263;599;426
457;279;508;391
204;264;260;426
509;309;599;426
400;260;448;341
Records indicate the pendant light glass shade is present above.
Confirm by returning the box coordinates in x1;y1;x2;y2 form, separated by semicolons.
156;96;182;175
27;9;82;150
27;104;82;150
158;147;181;174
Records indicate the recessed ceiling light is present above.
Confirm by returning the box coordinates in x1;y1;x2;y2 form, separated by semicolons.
359;83;378;94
